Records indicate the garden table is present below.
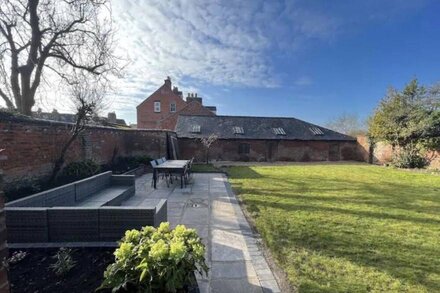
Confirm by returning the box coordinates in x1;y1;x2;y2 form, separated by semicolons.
153;160;190;189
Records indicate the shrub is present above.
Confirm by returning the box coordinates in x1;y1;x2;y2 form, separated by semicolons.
60;160;101;181
135;155;153;165
392;150;428;169
50;248;76;277
110;156;152;174
98;222;208;292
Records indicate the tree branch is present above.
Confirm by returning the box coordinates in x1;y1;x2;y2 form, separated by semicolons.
48;52;104;74
0;87;14;109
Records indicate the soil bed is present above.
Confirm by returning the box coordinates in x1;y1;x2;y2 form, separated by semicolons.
9;247;114;293
9;247;200;293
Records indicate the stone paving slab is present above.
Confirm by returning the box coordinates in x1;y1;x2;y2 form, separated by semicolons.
134;173;281;293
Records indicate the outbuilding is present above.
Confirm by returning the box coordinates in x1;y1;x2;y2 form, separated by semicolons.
175;115;361;162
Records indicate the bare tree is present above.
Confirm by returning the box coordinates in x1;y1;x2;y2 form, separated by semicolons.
48;73;105;183
199;134;218;164
0;0;118;115
325;113;366;136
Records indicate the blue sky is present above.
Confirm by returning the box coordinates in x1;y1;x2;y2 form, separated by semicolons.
205;1;440;125
28;0;440;126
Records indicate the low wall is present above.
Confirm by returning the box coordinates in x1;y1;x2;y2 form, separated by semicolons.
0;112;175;191
179;138;364;162
5;202;167;243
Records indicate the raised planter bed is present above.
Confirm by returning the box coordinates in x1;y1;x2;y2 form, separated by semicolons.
5;171;167;243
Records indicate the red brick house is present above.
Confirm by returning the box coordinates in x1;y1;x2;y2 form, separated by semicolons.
136;77;216;129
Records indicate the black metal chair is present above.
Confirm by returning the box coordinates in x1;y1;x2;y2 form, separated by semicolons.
150;160;169;187
186;157;194;182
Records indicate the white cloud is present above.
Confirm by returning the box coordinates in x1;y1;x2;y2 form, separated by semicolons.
2;0;425;123
105;0;341;120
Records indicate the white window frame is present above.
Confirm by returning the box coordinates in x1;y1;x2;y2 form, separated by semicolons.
154;101;161;113
170;102;176;113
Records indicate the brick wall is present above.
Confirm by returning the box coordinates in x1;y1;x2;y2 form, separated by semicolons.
0;113;175;190
0;153;9;292
179;138;363;162
356;135;440;168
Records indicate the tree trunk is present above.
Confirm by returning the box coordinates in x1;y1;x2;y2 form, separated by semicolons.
19;67;36;116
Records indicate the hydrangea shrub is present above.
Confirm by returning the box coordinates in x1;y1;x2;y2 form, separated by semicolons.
98;222;208;292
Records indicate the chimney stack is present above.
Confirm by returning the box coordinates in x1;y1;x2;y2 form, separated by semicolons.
186;92;203;105
107;112;117;124
164;76;172;89
173;86;182;97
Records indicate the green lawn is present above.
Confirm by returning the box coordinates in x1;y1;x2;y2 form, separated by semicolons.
227;164;440;292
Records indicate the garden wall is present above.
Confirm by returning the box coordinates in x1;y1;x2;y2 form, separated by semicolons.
0;112;175;191
356;135;440;169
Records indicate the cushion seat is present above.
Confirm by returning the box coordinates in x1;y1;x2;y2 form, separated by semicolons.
76;186;131;207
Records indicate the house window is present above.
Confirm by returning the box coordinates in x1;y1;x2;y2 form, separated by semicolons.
238;143;250;154
170;102;176;113
154;101;161;113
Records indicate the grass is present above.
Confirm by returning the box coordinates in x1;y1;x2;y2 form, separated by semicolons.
227;163;440;292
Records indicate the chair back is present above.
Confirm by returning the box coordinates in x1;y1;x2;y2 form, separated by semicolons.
150;160;157;168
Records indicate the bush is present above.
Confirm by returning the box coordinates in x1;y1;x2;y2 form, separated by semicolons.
60;160;101;181
134;155;153;165
110;156;152;174
392;150;428;169
99;223;208;292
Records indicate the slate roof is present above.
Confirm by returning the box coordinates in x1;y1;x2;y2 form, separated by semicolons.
175;115;355;141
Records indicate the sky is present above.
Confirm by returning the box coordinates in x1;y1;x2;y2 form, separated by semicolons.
6;0;440;126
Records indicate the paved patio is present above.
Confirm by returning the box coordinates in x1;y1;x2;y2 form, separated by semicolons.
134;173;281;293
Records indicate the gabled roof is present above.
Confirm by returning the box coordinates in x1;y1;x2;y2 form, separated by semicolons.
175;115;355;141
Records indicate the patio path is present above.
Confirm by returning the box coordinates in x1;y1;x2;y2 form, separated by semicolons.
134;173;281;293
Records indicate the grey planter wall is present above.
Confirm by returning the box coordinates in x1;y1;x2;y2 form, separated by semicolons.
5;172;167;243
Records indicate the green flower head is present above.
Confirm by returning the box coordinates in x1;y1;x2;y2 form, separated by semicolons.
170;239;187;261
124;229;141;243
157;222;171;234
114;242;134;261
149;239;169;261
